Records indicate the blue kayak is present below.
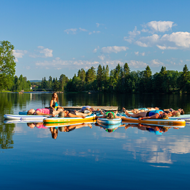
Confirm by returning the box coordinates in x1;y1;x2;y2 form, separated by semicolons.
97;118;121;125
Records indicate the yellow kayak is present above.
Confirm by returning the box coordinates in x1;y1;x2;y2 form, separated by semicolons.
43;114;96;124
44;121;95;127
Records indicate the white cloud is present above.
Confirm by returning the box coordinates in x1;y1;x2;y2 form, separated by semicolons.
136;34;160;47
150;59;164;67
73;60;99;65
135;41;148;47
36;57;68;67
128;26;141;36
64;28;77;34
124;26;141;43
157;45;178;50
79;27;87;32
124;21;190;50
38;46;53;57
135;51;139;55
128;60;147;68
104;60;123;66
89;31;100;35
141;52;145;56
36;57;99;69
141;28;149;33
147;152;172;164
13;50;27;62
93;46;99;53
147;21;174;32
161;32;190;48
98;55;105;60
102;132;126;139
96;23;104;28
37;46;44;49
101;46;128;53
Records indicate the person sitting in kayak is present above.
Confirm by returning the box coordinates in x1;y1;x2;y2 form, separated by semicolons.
125;110;169;120
50;92;64;112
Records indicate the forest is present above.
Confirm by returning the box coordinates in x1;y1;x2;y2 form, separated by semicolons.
35;63;190;94
1;41;190;94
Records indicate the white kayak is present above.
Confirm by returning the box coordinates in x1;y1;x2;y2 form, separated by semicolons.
4;114;47;121
4;120;45;124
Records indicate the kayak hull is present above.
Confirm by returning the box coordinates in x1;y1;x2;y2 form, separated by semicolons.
97;118;121;125
43;114;96;124
44;121;95;127
4;114;46;120
122;116;185;126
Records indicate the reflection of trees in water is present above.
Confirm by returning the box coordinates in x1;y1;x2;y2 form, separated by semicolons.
59;92;190;113
1;92;190;151
0;93;31;150
0;93;31;118
0;123;14;149
63;92;118;107
0;94;13;118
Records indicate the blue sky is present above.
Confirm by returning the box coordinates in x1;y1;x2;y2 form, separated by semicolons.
1;0;190;80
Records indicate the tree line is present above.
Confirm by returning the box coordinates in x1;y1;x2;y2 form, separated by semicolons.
1;40;190;94
35;63;190;94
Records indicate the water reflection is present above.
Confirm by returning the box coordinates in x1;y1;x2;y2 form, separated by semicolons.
47;122;93;139
0;92;190;166
95;122;126;133
123;123;183;135
27;122;47;129
0;123;14;149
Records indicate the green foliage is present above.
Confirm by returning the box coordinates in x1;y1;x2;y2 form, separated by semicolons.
0;41;16;90
59;74;68;91
52;78;60;91
33;63;190;94
97;65;103;90
11;75;31;92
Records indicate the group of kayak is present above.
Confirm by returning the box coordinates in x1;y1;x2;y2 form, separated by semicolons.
4;92;188;127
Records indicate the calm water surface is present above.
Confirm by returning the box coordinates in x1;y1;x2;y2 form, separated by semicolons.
0;92;190;190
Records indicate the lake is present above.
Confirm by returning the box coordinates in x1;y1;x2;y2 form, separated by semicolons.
0;92;190;190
